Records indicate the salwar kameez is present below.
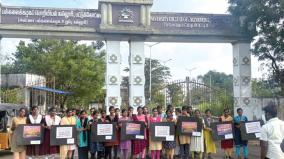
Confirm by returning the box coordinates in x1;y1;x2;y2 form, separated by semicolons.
220;115;234;158
132;114;148;157
40;115;61;156
26;114;44;157
60;116;77;159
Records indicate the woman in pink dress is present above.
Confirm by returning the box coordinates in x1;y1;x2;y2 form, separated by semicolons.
133;106;148;159
149;108;162;159
119;109;132;159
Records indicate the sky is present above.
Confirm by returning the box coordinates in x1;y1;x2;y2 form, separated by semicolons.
0;0;265;80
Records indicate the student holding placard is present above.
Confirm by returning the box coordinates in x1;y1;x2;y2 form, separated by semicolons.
233;108;248;159
162;109;177;159
26;106;44;158
178;106;191;159
76;110;89;159
128;106;134;119
149;108;162;159
203;109;216;159
119;109;132;159
89;110;104;159
40;107;61;157
190;109;204;159
133;106;148;159
174;108;182;157
60;109;77;159
220;108;234;159
11;107;27;159
105;106;119;159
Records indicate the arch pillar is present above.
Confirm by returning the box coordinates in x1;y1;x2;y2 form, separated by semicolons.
105;41;121;113
232;42;259;120
129;41;145;113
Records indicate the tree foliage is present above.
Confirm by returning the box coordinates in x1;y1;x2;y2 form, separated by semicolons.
228;0;284;94
252;78;281;97
198;71;233;95
144;58;171;102
2;39;106;108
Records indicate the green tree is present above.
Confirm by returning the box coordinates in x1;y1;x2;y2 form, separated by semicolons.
3;39;105;108
228;0;284;94
252;78;281;97
144;58;171;102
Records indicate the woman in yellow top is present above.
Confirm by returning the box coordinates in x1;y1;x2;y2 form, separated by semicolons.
11;107;27;159
178;106;191;159
203;109;216;159
60;109;77;159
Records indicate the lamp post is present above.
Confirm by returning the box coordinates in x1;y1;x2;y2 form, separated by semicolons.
161;58;172;108
145;42;160;103
185;67;197;106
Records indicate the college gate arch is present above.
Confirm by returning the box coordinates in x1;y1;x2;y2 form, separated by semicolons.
0;0;257;119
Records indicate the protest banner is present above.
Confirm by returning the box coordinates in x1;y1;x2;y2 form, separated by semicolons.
91;122;117;142
211;121;234;141
240;121;263;140
177;116;202;136
121;121;145;141
50;125;76;145
150;122;175;141
16;124;43;145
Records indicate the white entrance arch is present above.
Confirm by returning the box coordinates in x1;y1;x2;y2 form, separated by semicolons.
0;0;256;119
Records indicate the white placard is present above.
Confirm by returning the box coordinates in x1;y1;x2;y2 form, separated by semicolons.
166;135;174;141
136;135;144;139
56;127;73;139
255;133;261;138
67;138;74;144
30;140;41;145
225;133;233;139
245;122;261;134
97;124;113;136
192;132;201;137
155;126;170;137
105;136;112;140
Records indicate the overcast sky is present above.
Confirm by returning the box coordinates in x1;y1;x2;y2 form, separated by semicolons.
1;0;265;80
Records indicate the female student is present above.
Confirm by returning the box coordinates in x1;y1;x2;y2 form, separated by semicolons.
26;106;44;158
11;107;27;159
60;109;77;159
89;110;104;159
40;107;61;157
233;108;248;159
118;109;132;159
76;110;89;159
190;109;204;159
203;109;216;159
149;108;162;159
105;106;119;159
132;106;148;159
162;109;177;159
220;108;234;159
178;106;191;159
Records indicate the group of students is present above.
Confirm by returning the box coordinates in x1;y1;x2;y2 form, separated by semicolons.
10;105;251;159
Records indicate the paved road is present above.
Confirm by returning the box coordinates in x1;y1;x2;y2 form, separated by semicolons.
0;144;260;159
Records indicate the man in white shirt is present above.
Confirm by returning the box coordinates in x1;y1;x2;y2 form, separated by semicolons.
260;103;284;159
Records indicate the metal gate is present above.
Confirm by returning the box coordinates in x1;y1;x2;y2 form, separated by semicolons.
161;77;233;114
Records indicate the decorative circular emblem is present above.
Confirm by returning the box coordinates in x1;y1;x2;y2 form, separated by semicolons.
233;77;239;86
110;76;118;84
242;57;250;65
243;97;250;105
134;97;142;105
134;55;142;64
233;58;238;66
134;76;142;85
109;97;118;105
234;97;239;105
242;76;250;85
109;54;118;63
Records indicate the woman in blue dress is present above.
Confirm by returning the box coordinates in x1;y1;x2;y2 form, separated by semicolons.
233;108;248;159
